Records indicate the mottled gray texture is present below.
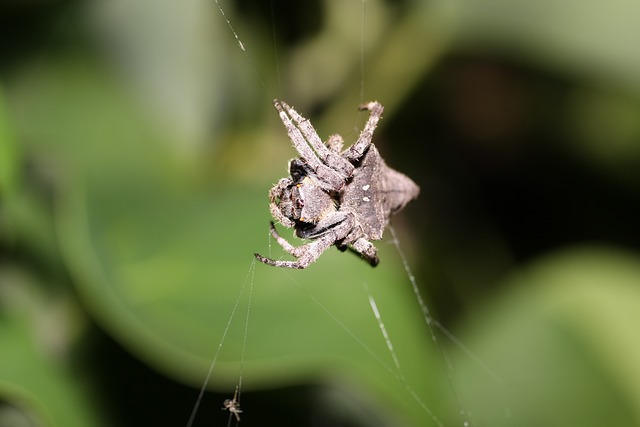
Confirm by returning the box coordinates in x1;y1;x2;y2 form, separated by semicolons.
255;100;419;269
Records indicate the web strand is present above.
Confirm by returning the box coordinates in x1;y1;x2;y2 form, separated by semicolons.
278;270;443;425
215;0;244;51
185;259;254;427
365;284;403;377
236;259;256;404
269;0;282;98
389;224;475;426
432;319;505;386
213;0;268;91
363;283;445;426
359;0;367;102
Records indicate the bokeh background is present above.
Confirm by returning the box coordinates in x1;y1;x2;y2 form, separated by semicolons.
2;0;640;426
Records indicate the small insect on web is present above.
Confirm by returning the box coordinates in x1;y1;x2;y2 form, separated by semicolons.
222;386;242;422
254;99;420;269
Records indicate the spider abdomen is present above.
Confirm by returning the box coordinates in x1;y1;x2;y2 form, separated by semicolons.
341;145;386;240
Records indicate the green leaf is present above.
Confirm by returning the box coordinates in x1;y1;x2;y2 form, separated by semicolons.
56;171;448;425
449;247;640;427
0;268;102;427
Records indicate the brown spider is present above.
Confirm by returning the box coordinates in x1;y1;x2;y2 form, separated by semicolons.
254;99;419;269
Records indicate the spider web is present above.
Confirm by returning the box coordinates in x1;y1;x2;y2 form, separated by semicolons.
185;1;504;426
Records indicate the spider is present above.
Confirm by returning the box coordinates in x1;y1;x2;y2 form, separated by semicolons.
222;387;242;422
254;99;419;269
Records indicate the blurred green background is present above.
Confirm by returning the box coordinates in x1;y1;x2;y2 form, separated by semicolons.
2;0;640;426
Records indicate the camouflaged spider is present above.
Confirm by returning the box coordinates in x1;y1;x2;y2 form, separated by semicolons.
254;99;419;269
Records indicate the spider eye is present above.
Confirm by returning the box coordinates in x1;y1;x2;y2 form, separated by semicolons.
289;159;308;181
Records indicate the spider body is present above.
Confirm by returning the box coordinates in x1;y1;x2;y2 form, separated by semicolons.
222;387;242;422
254;99;419;269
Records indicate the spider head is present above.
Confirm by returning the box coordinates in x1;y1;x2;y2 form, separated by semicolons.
276;183;303;222
275;161;336;226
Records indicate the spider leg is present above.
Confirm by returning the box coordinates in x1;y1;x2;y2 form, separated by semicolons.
255;235;334;269
276;100;354;177
343;101;384;162
274;100;353;189
269;178;295;228
349;237;380;267
326;134;344;153
255;214;353;269
268;222;306;257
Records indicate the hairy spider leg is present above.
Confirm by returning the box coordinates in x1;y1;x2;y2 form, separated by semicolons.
269;178;295;228
350;237;379;266
326;134;344;152
254;235;334;269
273;100;333;183
273;99;347;191
275;100;354;179
257;218;379;268
343;101;384;162
255;215;355;269
266;221;304;256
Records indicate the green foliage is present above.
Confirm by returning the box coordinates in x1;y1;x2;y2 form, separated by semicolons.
2;0;640;426
450;248;640;426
